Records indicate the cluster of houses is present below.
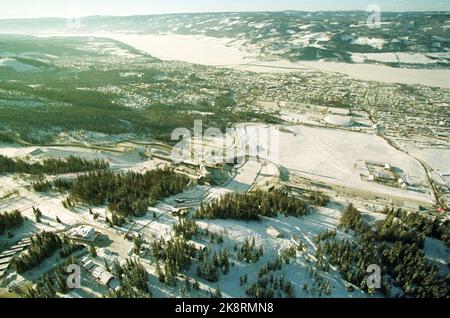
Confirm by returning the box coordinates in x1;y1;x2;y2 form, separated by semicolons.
81;250;120;292
365;161;410;189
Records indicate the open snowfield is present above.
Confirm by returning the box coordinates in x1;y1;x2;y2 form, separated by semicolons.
400;143;450;177
191;205;370;298
0;175;82;248
224;161;262;192
234;124;433;205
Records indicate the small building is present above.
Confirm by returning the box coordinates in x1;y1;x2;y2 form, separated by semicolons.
188;241;207;252
99;271;115;286
18;238;31;245
267;226;284;239
108;278;120;291
11;242;31;249
9;246;25;253
171;207;190;217
91;266;103;278
87;263;119;289
69;226;97;243
98;248;120;265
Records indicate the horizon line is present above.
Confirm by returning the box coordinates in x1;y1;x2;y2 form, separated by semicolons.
0;9;449;21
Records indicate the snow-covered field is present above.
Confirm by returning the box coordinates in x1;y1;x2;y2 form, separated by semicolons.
192;207;370;298
234;124;434;206
224;161;262;192
400;142;450;177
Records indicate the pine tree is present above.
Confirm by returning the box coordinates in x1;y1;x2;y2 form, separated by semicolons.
214;287;223;298
89;244;97;258
193;276;200;292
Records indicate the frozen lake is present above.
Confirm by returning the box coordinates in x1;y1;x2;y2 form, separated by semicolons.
101;33;450;89
33;32;450;88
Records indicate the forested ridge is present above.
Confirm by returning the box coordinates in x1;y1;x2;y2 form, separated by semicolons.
195;190;310;221
24;258;79;298
376;207;450;246
109;258;152;298
0;155;109;175
11;232;83;274
70;168;190;218
317;204;449;298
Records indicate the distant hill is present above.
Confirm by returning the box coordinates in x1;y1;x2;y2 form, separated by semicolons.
0;11;449;68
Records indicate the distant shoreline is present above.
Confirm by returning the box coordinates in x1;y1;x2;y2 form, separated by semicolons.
96;33;450;89
6;31;450;89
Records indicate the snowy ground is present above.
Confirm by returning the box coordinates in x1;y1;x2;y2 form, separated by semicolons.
234;124;434;206
400;141;450;181
1;119;448;298
190;207;371;298
124;184;373;298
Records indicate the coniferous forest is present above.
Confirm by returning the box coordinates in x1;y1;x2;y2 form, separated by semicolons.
25;258;78;298
11;232;62;274
0;155;109;175
0;209;23;235
318;204;449;298
194;190;310;221
109;258;152;298
377;207;450;246
11;232;84;274
69;168;190;218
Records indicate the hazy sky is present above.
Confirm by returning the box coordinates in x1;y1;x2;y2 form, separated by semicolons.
1;0;449;19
